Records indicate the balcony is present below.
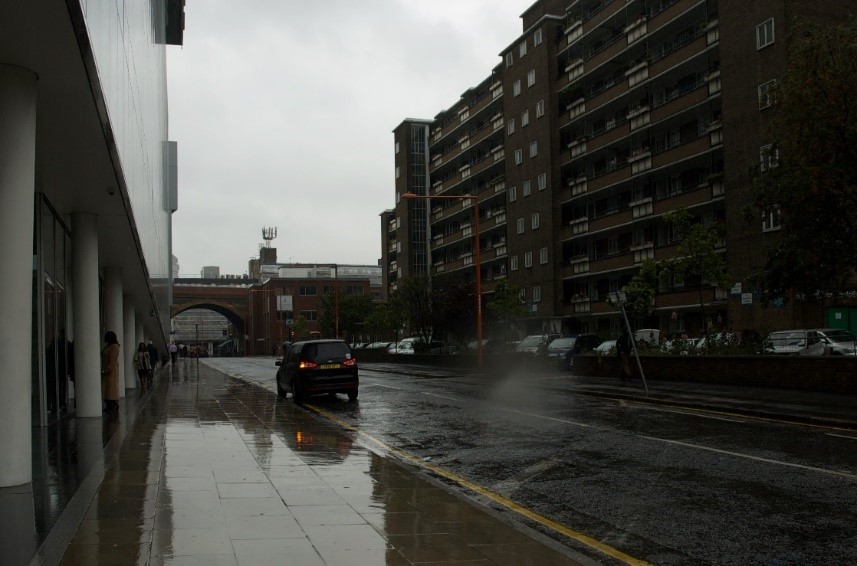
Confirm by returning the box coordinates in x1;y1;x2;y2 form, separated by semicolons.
625;16;647;43
568;176;588;197
654;185;713;215
590;252;634;273
630;197;653;218
627;105;651;131
631;242;655;263
652;134;712;170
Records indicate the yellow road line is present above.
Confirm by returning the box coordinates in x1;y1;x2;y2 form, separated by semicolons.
306;403;652;566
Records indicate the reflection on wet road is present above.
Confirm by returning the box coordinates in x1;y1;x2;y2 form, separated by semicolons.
57;359;588;565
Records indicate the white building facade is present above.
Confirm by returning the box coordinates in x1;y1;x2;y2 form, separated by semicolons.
0;1;184;486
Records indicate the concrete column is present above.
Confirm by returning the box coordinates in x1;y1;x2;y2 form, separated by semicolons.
0;64;37;487
104;267;125;397
124;300;136;390
72;213;101;417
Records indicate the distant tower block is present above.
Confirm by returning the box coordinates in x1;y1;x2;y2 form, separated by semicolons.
262;226;277;247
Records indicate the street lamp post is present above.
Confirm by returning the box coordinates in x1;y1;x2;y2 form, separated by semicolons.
402;192;483;370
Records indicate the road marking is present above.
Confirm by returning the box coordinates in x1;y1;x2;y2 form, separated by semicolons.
644;406;746;423
306;404;651;566
423;392;459;401
364;383;402;390
826;433;857;441
504;409;594;428
637;435;857;480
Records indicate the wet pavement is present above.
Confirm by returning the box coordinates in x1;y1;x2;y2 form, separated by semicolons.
14;360;591;566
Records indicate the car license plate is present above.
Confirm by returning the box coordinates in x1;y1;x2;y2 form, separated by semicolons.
320;363;340;369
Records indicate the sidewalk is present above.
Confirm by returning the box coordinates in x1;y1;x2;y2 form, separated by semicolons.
22;360;590;566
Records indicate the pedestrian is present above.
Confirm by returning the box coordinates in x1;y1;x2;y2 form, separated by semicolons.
616;328;633;382
147;340;158;371
169;341;178;364
101;331;121;413
135;342;152;393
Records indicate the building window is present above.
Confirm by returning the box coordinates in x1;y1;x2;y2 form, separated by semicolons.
760;144;779;171
511;255;519;271
521;110;529;127
516;218;525;234
758;80;776;109
762;206;781;232
508;185;517;202
522;180;531;196
529;141;538;157
507;118;515;135
519;41;527;58
531;212;540;230
513;80;521;96
515;149;523;165
537;173;547;191
533;285;542;302
757;18;775;50
524;251;533;268
527;69;535;87
505;52;513;67
395;166;400;179
536;99;544;118
539;247;548;264
533;28;542;46
519;289;526;302
299;285;317;296
395;141;399;154
300;310;318;321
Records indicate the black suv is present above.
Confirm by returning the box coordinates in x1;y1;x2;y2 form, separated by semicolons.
275;339;358;404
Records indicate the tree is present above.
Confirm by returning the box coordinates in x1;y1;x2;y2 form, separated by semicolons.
618;258;658;322
388;274;434;342
661;209;730;337
749;16;857;298
318;291;374;341
363;303;400;341
430;275;475;345
291;315;309;341
485;279;526;340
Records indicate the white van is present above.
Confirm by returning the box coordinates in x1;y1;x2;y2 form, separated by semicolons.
634;329;660;346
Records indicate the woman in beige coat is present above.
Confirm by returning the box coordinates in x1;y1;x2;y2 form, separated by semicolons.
101;331;121;413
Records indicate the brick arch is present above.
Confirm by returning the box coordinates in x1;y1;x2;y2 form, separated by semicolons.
170;300;246;336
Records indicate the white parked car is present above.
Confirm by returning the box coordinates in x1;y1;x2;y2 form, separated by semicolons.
764;330;824;356
813;328;857;356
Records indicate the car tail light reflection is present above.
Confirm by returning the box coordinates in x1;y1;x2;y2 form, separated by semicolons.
342;358;357;367
298;360;318;369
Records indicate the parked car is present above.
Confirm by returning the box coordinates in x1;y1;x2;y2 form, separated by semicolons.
813;328;857;356
515;334;561;355
595;340;617;354
634;329;661;347
363;341;394;350
466;338;516;352
763;330;824;356
545;334;603;368
275;339;358;404
388;337;419;354
426;341;455;354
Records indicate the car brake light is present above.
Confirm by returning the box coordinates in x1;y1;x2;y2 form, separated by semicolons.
342;358;357;367
298;360;318;369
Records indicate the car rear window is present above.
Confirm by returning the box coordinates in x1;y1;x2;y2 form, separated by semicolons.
305;342;351;362
549;338;576;349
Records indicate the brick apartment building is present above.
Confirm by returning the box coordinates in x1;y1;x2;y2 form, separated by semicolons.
386;0;857;339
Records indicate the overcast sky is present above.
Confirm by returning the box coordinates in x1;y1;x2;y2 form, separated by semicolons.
167;0;530;277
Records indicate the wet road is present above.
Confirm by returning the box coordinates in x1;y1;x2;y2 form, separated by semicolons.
214;357;857;565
